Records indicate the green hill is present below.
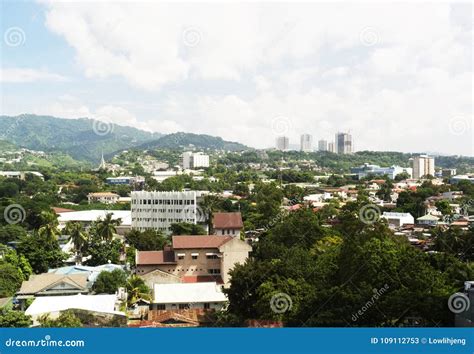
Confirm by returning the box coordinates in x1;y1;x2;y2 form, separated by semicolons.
0;114;161;162
138;132;248;151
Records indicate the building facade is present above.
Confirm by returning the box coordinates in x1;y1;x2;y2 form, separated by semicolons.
300;134;313;152
135;235;252;286
335;132;352;154
276;136;289;151
328;142;336;153
131;191;199;233
411;155;435;179
318;139;328;151
87;192;120;204
181;152;210;169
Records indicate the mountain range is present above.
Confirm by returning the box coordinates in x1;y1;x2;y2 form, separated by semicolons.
0;115;248;161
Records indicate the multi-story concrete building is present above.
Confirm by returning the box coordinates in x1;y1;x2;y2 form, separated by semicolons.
135;235;252;286
335;132;352;154
328;142;336;153
181;152;210;169
276;136;289;151
87;192;120;204
411;155;435;179
131;191;200;233
318;139;328;152
350;163;413;180
300;134;313;152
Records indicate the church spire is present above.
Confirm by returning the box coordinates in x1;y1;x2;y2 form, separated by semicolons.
99;150;106;169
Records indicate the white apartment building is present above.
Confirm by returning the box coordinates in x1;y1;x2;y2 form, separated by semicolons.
276;136;289;151
131;191;199;233
181;152;210;169
411;155;435;179
318;140;328;151
300;134;313;152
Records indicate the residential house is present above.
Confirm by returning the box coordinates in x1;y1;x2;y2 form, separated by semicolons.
212;212;243;236
16;274;89;309
381;212;415;228
151;282;227;311
25;294;125;326
87;192;120;204
135;235;252;286
416;214;440;226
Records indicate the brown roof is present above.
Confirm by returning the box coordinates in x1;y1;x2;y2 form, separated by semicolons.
52;207;75;214
17;274;88;295
212;212;243;229
182;275;224;284
172;235;233;249
136;250;176;265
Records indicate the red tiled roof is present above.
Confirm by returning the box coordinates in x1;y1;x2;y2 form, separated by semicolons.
52;207;75;214
212;212;243;229
182;275;224;284
136;250;176;265
172;235;233;249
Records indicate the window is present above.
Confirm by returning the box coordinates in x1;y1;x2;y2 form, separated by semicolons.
206;254;219;260
208;269;220;274
191;253;199;260
179;304;188;309
204;303;210;309
156;304;165;310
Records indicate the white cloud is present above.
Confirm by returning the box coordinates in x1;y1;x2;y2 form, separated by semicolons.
20;2;473;155
0;68;67;83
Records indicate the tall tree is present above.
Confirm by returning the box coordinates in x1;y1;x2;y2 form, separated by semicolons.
38;211;60;241
65;221;88;265
94;213;121;242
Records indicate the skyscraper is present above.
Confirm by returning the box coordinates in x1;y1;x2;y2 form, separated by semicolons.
411;155;435;179
300;134;313;152
335;132;353;154
328;142;336;153
318;139;328;151
276;136;289;151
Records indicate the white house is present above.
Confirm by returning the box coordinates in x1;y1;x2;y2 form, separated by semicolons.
25;294;124;325
381;212;415;227
151;282;227;311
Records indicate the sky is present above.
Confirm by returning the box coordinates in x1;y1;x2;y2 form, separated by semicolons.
0;1;472;156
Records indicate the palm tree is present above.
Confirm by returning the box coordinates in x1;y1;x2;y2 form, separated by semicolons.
38;211;60;241
65;221;88;265
126;275;151;308
95;213;121;242
199;195;221;233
